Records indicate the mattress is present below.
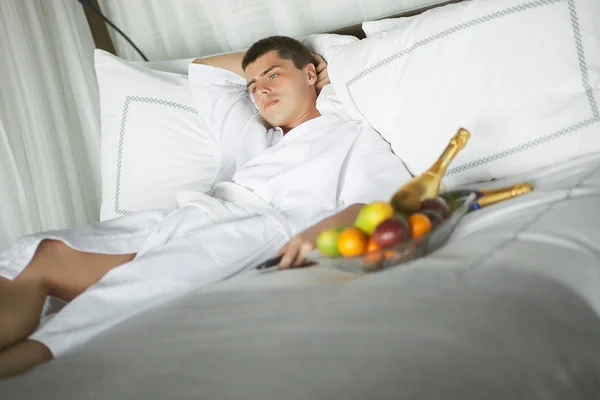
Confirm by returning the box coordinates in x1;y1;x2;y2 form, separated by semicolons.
2;152;600;399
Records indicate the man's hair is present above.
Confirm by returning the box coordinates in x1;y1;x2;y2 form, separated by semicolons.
242;36;314;71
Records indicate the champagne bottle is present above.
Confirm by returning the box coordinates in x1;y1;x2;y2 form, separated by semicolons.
444;182;531;202
478;183;532;196
390;128;470;213
470;182;533;210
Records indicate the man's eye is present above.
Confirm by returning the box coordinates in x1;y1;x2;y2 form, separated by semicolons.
251;86;257;93
269;73;278;80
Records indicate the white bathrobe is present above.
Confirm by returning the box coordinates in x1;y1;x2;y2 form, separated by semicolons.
0;64;411;356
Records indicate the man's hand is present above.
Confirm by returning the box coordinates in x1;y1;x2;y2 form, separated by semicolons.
312;53;330;94
277;232;316;269
275;204;365;269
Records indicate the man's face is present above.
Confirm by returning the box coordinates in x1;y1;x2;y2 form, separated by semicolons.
244;50;317;128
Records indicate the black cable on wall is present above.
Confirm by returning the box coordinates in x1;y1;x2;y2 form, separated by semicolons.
78;0;149;61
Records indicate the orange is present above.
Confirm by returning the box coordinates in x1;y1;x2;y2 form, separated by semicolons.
365;249;399;266
366;237;380;253
408;213;432;238
384;250;399;259
337;227;368;257
364;251;383;265
364;238;382;265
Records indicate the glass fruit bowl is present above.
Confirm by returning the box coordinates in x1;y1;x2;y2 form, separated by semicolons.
305;193;476;275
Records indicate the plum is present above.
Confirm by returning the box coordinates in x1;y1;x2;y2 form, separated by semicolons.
421;209;444;229
421;197;451;219
371;217;411;248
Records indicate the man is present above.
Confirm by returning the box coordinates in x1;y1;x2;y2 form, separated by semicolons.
0;36;411;378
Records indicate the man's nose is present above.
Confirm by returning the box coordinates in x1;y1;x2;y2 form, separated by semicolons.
256;81;271;95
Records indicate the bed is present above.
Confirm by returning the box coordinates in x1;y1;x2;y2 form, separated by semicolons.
3;149;600;399
2;0;600;398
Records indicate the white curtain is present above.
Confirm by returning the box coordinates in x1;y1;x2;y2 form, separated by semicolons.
97;0;446;61
0;0;101;248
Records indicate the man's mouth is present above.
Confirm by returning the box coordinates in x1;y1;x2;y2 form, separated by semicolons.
264;99;279;110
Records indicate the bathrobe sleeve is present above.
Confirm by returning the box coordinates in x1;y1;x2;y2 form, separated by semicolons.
188;63;258;146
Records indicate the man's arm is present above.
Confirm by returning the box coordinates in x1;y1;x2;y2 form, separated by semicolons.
192;51;246;77
277;203;365;269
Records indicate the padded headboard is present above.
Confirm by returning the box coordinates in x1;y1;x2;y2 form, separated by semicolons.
83;0;466;61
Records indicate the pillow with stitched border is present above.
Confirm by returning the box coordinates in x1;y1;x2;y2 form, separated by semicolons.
95;50;218;221
330;0;600;186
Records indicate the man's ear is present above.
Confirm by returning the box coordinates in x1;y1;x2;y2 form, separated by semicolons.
305;63;318;86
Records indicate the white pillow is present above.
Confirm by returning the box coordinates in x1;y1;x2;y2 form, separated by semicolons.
330;0;600;186
95;50;218;221
302;34;360;121
299;33;359;62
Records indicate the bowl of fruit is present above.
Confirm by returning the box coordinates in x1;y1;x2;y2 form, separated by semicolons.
306;127;478;274
306;193;476;274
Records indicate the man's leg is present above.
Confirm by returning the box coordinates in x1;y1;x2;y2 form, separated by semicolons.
0;340;52;379
0;240;136;350
16;239;136;302
0;276;47;352
0;240;135;378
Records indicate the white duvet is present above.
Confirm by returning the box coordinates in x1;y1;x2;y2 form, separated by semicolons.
447;150;600;313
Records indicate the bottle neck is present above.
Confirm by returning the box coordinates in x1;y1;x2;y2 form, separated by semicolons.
427;141;460;177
